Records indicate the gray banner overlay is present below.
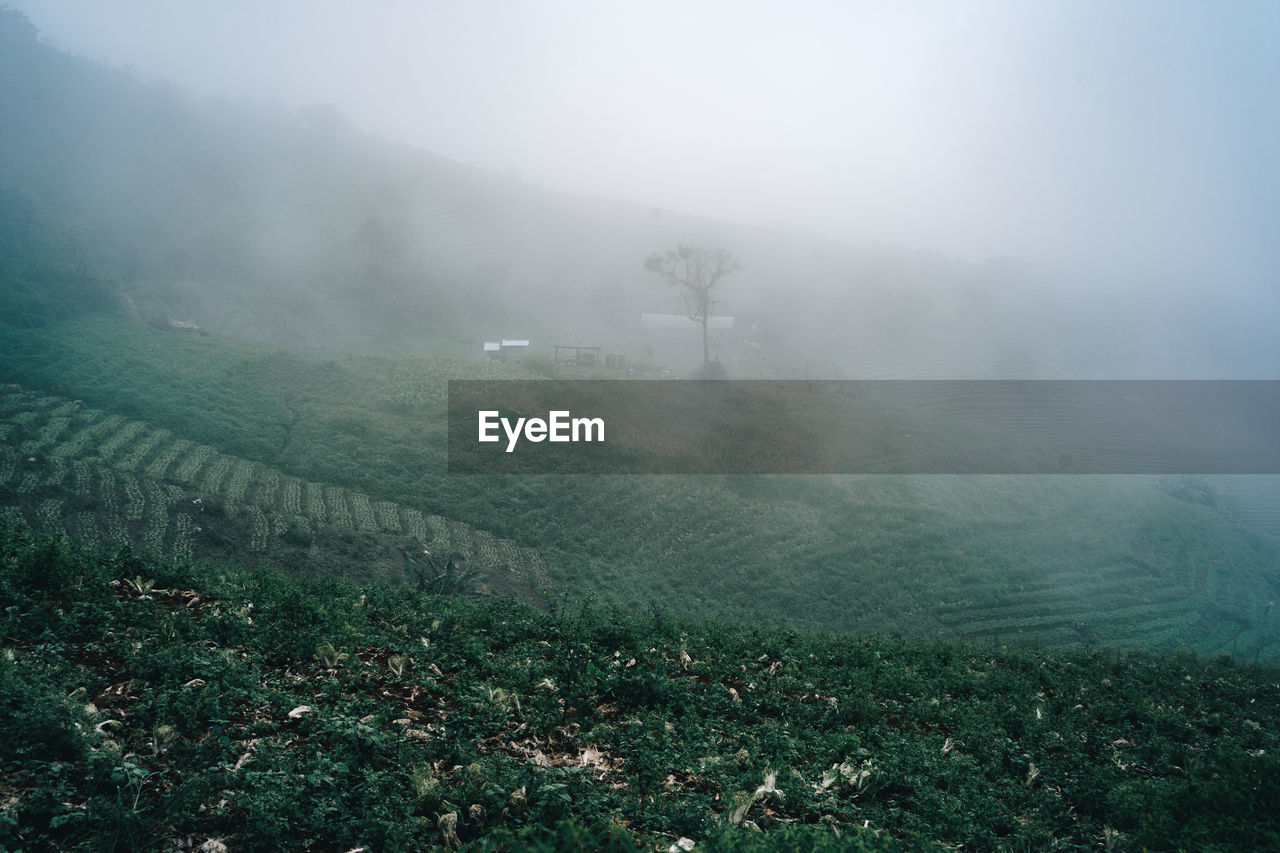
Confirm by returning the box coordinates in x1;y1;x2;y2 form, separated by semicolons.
447;380;1280;474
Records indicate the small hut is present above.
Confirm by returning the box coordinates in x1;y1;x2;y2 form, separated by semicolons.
554;345;602;366
500;339;530;360
484;339;530;362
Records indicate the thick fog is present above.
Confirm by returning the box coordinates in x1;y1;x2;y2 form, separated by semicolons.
12;0;1280;376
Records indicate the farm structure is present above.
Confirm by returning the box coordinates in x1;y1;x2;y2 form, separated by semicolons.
483;339;530;362
554;345;601;366
554;347;628;368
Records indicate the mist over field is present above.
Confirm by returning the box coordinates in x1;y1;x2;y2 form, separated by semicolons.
3;4;1280;848
2;0;1278;638
7;0;1278;379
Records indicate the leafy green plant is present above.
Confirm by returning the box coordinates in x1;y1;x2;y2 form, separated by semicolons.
406;550;481;596
125;575;156;597
314;641;349;669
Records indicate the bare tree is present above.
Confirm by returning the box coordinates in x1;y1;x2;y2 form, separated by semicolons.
644;244;741;367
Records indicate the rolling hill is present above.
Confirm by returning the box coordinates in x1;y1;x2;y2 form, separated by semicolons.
2;315;1277;662
3;8;1280;849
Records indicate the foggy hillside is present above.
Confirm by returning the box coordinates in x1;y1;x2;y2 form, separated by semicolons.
2;7;1280;846
0;3;1275;644
3;8;1271;379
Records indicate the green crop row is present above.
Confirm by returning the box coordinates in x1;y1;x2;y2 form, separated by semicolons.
65;413;125;464
0;449;17;485
19;415;70;455
349;491;377;530
172;442;214;482
374;499;402;531
223;458;257;502
40;455;67;488
2;388;550;596
303;481;326;520
14;470;40;495
0;503;26;530
70;509;99;549
49;413;101;459
35;497;64;539
143;437;186;479
257;467;281;507
198;453;232;494
117;426;169;472
95;419;146;462
324;484;352;527
142;481;170;555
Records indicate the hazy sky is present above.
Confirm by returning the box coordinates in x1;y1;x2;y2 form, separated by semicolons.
13;1;1280;282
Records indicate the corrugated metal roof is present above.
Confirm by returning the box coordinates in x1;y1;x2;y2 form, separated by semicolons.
483;342;501;351
501;339;530;347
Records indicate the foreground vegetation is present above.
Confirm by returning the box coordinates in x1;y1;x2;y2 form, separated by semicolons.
2;529;1278;851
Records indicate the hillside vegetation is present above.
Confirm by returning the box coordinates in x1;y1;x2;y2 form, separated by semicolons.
3;530;1279;851
3;316;1278;662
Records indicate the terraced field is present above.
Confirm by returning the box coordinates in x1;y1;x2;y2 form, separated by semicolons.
0;385;548;596
3;369;1278;661
934;561;1203;647
1212;475;1280;540
842;473;1280;662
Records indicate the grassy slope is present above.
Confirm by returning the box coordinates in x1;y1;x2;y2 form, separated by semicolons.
2;315;1278;663
2;530;1278;851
